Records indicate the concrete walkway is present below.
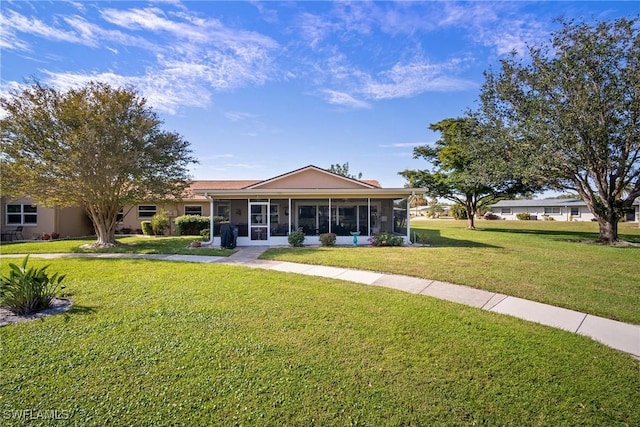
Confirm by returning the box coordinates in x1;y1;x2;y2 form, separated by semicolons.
2;248;638;358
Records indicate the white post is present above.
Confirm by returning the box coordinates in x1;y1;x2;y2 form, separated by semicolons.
288;198;292;234
367;198;371;236
205;196;215;246
406;194;415;244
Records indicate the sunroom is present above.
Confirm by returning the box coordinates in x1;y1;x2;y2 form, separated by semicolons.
191;166;426;246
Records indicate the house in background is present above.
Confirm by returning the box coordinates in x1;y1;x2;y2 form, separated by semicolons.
491;198;640;222
3;165;426;246
0;196;94;241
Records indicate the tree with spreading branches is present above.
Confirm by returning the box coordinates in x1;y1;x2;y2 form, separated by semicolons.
1;81;197;247
480;17;640;242
400;116;537;229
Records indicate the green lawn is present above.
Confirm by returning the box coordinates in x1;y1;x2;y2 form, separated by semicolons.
1;259;638;426
261;220;640;324
0;236;233;257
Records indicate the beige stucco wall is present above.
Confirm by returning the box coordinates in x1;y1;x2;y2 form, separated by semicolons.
1;197;93;240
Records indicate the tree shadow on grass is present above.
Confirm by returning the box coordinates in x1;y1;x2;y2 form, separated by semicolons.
62;304;98;323
411;230;501;248
480;227;640;245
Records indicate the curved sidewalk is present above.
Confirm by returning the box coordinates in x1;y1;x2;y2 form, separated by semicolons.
2;248;638;358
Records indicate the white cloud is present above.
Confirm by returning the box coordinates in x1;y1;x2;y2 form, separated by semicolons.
224;111;257;122
226;163;264;169
362;58;476;100
1;10;87;46
379;142;428;148
322;89;371;109
41;69;209;115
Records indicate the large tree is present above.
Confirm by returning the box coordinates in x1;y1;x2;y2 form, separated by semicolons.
0;81;196;247
480;17;640;243
400;117;536;229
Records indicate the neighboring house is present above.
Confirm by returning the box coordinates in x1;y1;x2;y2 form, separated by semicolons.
0;196;94;241
2;165;427;246
491;198;640;222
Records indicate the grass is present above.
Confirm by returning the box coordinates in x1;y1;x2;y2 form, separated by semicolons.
0;236;233;257
1;258;638;426
261;220;640;324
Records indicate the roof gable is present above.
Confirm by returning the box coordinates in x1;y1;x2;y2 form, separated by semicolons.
247;165;379;189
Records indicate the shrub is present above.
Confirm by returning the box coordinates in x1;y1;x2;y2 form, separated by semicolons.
319;233;336;247
200;228;210;241
0;256;66;315
175;215;210;236
288;230;305;247
368;232;404;247
151;210;170;235
141;221;153;235
450;203;468;220
516;212;531;221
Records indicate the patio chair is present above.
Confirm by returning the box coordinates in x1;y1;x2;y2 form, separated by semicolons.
6;226;24;241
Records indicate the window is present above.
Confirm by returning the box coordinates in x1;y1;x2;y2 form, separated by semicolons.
6;204;37;225
570;207;580;217
116;209;124;223
544;207;561;215
185;205;202;216
138;205;157;218
500;208;512;215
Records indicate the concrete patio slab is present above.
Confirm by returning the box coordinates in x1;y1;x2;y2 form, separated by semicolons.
420;281;500;308
336;269;384;285
372;275;431;294
489;296;587;332
577;315;640;357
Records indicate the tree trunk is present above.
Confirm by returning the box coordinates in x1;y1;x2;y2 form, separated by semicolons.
86;206;119;248
466;203;476;230
596;214;619;243
94;222;118;247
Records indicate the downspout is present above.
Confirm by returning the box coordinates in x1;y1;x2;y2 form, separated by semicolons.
204;194;214;246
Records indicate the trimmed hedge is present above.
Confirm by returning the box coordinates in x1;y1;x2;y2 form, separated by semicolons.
175;215;210;236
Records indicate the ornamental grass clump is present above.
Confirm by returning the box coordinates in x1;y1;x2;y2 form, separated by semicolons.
0;256;66;315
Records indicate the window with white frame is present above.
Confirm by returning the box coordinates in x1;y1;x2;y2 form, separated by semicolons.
6;204;37;225
544;207;561;214
185;205;202;216
138;205;157;218
500;208;512;215
570;207;580;217
116;209;124;223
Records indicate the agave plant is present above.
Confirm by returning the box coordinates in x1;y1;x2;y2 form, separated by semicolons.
0;256;66;315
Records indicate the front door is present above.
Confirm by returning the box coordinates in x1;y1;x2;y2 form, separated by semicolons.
250;202;268;241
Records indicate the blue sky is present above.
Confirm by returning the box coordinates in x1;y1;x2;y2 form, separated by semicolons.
1;1;637;188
